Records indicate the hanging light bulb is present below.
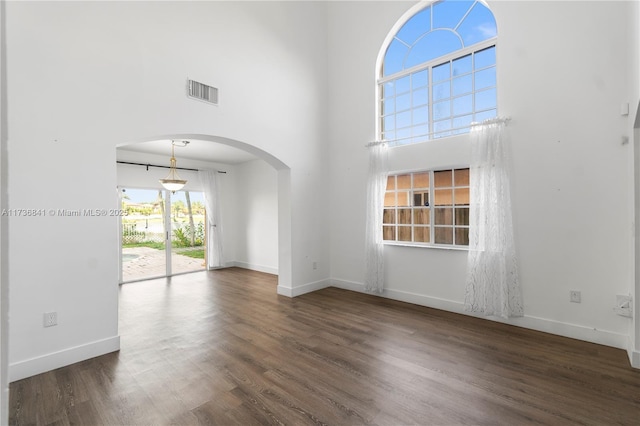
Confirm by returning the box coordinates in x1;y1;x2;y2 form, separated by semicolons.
159;141;187;193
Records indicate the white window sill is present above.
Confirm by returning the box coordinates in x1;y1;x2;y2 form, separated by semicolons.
383;242;469;251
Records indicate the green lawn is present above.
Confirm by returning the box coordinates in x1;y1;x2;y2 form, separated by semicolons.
123;241;165;250
123;241;205;260
178;249;205;259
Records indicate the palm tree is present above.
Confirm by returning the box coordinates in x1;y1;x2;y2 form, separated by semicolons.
185;191;196;246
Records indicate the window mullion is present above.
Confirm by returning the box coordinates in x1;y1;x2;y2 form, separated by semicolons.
410;173;415;243
428;66;434;142
430;170;435;244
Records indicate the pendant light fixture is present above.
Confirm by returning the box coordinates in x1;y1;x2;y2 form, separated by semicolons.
159;140;188;193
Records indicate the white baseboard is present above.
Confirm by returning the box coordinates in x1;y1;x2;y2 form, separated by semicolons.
278;278;331;298
330;279;630;351
630;345;640;368
9;335;120;382
230;261;278;275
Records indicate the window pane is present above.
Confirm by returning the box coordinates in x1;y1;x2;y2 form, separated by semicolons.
434;227;453;244
474;46;496;70
453;115;473;132
455;228;469;246
414;208;430;224
475;67;496;90
435;189;453;206
412;69;428;88
434;170;453;187
458;5;497;46
433;119;452;137
384;192;396;207
386;176;395;190
454;188;470;205
396;93;411;111
383;115;395;132
382;99;395;115
398;226;412;241
433;1;474;30
406;32;462;69
414;172;429;188
396;110;411;129
452;54;472;76
383;39;409;76
475;109;497;122
433;62;451;82
433;100;451;120
414;226;430;243
453;94;472;116
397;191;411;206
398;208;412;224
434;207;453;225
396;128;411;141
413;191;427;206
382;131;396;141
412;106;429;125
383;81;395;98
397;174;411;189
453;74;472;96
413;133;429;144
454;168;469;186
433;81;450;101
415;192;430;207
455;208;469;226
383;226;396;241
475;88;496;111
383;209;396;224
412;124;429;140
396;75;411;94
413;88;429;107
395;7;431;45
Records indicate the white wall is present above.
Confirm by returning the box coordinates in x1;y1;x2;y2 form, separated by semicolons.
6;1;330;380
0;0;8;420
629;0;640;368
234;159;279;274
328;1;635;350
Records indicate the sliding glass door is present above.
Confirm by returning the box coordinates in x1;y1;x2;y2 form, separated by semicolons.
120;188;167;282
120;188;206;283
169;190;207;275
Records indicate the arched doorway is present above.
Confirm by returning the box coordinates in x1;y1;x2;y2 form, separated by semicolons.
115;134;292;291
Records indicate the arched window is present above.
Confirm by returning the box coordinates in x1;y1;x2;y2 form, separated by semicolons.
379;0;497;145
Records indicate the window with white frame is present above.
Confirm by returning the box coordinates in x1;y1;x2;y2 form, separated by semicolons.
383;168;470;247
379;1;497;145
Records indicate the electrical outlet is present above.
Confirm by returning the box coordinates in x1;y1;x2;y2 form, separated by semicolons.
570;291;581;303
615;295;633;318
312;261;317;270
43;312;57;327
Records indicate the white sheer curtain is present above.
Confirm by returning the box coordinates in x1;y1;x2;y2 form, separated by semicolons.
364;141;388;293
464;118;523;318
198;170;224;269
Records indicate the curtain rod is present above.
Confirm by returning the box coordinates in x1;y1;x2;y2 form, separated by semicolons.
365;140;387;148
116;161;226;174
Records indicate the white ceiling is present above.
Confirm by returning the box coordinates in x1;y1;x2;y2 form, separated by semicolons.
117;138;258;165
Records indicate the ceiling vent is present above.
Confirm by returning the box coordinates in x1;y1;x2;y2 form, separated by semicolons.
187;79;218;105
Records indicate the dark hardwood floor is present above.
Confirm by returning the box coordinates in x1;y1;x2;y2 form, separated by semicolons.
9;267;640;425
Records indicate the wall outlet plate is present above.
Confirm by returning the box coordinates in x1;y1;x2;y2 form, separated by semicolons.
570;290;581;303
43;312;57;327
615;295;633;318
